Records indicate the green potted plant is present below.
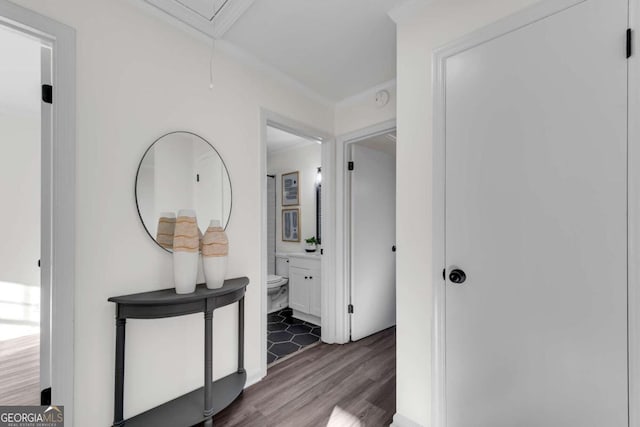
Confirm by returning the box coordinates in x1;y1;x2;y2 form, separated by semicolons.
304;236;318;253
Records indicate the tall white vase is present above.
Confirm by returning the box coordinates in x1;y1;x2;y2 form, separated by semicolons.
173;209;199;294
202;220;228;289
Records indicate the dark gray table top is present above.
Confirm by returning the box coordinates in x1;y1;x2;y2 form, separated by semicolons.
108;277;249;306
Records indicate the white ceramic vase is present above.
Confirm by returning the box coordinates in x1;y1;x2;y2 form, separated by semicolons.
202;220;228;289
173;209;199;294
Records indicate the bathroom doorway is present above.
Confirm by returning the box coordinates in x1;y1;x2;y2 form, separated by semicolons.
0;22;47;405
265;125;324;365
260;111;333;373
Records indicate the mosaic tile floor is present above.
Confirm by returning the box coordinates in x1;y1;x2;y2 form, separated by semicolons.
267;307;321;364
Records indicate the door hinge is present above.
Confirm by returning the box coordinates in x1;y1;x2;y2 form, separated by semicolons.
628;28;633;59
320;248;324;255
38;259;41;268
41;387;51;405
196;173;200;182
348;161;354;171
348;304;354;314
42;85;53;104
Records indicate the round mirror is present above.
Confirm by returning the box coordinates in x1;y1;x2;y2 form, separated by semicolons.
135;131;232;252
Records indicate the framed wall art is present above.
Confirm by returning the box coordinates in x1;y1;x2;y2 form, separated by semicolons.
282;208;300;242
282;171;299;206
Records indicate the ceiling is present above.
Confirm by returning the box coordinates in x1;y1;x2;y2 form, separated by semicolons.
222;0;400;102
267;126;318;155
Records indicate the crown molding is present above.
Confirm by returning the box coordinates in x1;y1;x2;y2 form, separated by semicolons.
335;78;396;109
387;0;434;25
215;39;335;107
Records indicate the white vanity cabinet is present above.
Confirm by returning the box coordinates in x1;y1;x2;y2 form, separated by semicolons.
287;254;321;325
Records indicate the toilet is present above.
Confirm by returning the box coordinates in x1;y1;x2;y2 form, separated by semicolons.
267;254;289;313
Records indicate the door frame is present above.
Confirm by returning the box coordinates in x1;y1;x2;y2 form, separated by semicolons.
432;0;635;426
0;0;76;423
628;0;640;425
259;109;334;377
335;119;396;343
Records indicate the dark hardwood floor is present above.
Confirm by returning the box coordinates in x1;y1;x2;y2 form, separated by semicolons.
211;327;395;427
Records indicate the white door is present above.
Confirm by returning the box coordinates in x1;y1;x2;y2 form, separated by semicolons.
443;1;628;426
350;143;396;341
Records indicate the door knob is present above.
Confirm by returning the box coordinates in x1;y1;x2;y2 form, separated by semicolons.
449;269;466;284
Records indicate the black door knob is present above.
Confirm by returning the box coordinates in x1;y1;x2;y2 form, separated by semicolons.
449;269;466;284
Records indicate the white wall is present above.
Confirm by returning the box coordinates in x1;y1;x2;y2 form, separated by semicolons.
9;0;333;424
0;25;40;289
393;1;541;425
268;142;321;253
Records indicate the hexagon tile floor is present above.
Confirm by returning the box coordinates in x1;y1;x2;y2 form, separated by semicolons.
267;307;321;364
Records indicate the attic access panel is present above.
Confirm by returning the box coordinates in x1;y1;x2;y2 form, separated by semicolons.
142;0;255;38
175;0;225;20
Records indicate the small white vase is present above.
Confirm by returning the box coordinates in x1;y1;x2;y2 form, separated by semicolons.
173;209;199;294
202;220;228;289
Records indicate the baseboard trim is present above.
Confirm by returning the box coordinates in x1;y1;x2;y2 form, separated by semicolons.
390;413;423;427
244;370;264;389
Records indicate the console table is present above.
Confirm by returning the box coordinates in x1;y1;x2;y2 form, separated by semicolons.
108;277;249;427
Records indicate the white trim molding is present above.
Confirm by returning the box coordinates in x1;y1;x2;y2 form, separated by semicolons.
0;1;76;425
335;78;396;109
334;119;396;344
387;0;435;25
390;412;424;427
628;1;640;426
216;40;334;107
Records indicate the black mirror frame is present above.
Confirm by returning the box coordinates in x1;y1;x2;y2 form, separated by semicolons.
134;131;233;253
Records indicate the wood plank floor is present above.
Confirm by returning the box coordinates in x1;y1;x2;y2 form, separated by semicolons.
211;327;395;427
0;334;39;405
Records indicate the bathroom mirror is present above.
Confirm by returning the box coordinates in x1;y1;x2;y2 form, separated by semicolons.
135;131;232;252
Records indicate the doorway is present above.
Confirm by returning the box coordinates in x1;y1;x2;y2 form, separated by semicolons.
0;22;48;406
433;0;629;425
260;111;332;373
0;1;75;419
347;131;396;341
265;124;323;364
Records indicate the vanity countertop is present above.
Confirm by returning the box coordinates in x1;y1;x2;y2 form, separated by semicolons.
284;252;321;260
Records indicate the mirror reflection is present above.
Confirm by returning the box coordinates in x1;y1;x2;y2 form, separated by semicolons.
135;131;232;252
